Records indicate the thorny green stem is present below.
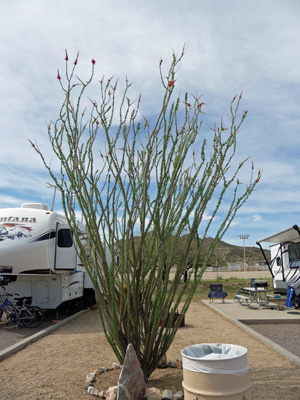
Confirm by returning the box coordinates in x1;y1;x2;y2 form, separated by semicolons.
31;48;260;381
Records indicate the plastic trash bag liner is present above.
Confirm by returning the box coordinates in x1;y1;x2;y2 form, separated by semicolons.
181;343;249;375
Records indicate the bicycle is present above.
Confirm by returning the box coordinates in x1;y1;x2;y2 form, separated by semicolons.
0;285;44;328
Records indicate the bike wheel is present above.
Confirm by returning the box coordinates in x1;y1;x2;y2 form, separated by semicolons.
29;306;44;327
19;306;44;328
18;308;35;327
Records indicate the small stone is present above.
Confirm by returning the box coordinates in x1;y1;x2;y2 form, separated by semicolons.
146;387;162;400
94;368;104;375
88;386;100;397
173;390;184;400
158;362;168;369
158;353;167;367
86;372;96;382
99;391;105;398
105;386;118;400
167;361;177;368
162;389;173;400
112;362;121;370
85;381;93;390
85;371;96;390
176;357;182;369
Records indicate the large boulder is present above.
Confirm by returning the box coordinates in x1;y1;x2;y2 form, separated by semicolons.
117;344;145;400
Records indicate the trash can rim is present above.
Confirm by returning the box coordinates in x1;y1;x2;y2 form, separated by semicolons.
181;343;248;361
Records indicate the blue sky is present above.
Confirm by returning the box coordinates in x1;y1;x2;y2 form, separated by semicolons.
1;0;300;248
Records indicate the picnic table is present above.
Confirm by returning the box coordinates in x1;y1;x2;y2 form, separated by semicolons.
235;287;274;309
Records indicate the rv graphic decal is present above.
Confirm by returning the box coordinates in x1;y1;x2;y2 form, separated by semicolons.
0;223;33;241
0;216;37;223
30;230;56;242
64;281;80;289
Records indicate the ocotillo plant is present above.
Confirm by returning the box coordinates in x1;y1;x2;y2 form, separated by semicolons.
31;48;260;381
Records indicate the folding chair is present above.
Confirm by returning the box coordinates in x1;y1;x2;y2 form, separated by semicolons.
208;283;227;303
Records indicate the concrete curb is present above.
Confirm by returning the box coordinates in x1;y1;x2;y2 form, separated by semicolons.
0;309;89;361
203;301;300;368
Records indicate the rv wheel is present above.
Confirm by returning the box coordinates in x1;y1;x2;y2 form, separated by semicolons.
294;294;300;309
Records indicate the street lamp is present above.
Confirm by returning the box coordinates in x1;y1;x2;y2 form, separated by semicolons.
238;234;250;271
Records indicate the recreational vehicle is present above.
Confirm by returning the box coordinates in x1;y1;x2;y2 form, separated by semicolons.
0;203;101;310
257;225;300;308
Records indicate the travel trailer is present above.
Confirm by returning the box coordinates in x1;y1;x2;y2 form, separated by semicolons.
257;225;300;308
0;203;103;310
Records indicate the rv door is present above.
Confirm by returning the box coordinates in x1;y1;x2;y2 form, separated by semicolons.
54;224;77;270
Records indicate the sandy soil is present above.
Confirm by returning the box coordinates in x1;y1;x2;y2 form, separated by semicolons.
0;301;300;400
202;270;271;280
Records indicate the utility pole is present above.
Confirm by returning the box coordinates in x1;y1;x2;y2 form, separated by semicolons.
215;247;218;279
238;234;250;271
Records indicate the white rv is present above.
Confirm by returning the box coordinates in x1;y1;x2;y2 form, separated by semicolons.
0;203;97;310
257;225;300;308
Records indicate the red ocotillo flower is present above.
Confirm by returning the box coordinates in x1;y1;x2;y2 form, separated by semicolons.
28;139;35;148
168;80;176;87
256;170;261;183
91;59;96;65
65;50;68;61
57;70;61;80
198;102;206;113
74;52;79;65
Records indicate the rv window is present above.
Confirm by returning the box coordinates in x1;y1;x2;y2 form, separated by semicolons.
288;242;300;263
276;257;281;266
57;229;73;248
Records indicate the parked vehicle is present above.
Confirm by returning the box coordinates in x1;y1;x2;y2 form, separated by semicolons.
0;203;104;310
257;225;300;307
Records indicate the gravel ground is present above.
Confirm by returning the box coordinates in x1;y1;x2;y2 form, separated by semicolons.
250;323;300;357
1;302;300;399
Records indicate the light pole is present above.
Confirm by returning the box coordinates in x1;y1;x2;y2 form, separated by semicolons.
238;234;250;271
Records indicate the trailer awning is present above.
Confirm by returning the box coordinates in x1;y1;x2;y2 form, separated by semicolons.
257;226;300;244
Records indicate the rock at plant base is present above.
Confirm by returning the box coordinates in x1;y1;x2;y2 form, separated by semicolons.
86;372;96;382
94;368;108;375
162;389;173;399
88;386;100;397
85;381;93;390
173;390;184;400
158;353;167;367
158;362;168;369
105;386;118;400
146;387;162;400
85;372;96;389
167;361;177;368
117;343;145;400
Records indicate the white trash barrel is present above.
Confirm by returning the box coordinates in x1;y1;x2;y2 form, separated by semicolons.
181;343;251;400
